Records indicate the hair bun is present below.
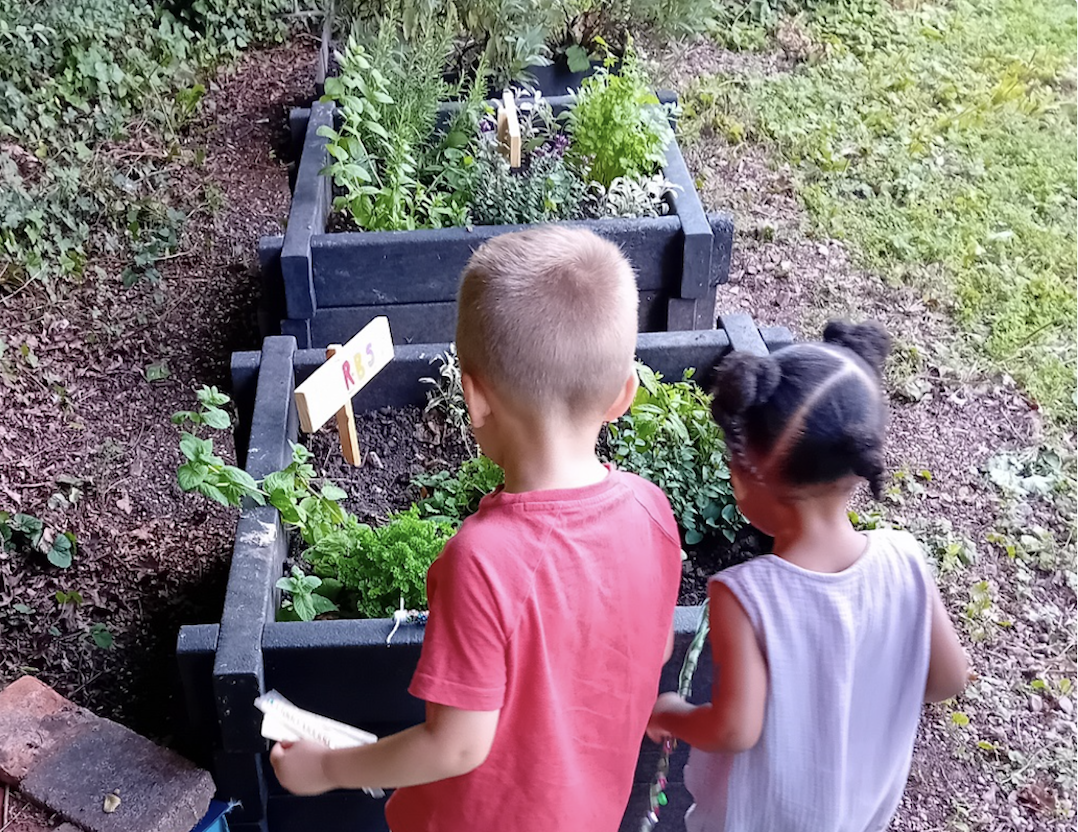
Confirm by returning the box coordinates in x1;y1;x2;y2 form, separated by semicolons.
823;320;892;376
711;352;782;419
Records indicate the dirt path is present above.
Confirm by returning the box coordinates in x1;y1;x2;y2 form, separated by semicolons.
0;41;317;742
646;33;1076;831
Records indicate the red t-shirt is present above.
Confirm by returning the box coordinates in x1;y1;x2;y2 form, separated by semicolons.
385;466;682;832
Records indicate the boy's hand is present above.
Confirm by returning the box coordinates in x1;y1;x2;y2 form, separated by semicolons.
646;692;688;743
270;739;335;795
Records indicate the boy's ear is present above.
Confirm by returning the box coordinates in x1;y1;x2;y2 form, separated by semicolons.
602;370;639;423
462;372;492;429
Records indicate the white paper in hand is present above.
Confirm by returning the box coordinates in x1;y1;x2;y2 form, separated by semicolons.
255;690;385;798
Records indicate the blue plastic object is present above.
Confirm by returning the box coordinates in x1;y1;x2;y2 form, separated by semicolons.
191;800;233;832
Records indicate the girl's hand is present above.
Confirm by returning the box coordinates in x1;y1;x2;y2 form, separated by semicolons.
647;692;687;743
269;740;335;796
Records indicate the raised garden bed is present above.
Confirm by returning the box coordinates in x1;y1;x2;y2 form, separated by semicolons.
261;95;732;348
176;315;790;832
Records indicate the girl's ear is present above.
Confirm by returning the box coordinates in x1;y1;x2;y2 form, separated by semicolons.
602;370;639;423
462;372;492;429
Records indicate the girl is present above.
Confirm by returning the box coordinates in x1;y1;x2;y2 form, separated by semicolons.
647;320;968;832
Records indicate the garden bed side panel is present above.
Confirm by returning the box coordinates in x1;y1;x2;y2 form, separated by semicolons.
266;95;731;347
178;320;791;832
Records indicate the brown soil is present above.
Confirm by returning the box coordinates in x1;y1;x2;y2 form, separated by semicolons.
305;407;768;608
0;41;317;745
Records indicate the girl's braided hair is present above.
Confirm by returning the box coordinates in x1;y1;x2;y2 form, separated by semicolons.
710;321;892;499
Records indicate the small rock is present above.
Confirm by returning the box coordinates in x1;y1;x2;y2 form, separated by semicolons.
366;451;384;470
1058;696;1072;715
1030;694;1044;713
103;793;121;813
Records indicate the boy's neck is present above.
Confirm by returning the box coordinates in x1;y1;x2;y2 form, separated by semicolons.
498;420;609;494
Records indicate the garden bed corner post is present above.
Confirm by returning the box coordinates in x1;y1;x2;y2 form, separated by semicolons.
212;336;299;832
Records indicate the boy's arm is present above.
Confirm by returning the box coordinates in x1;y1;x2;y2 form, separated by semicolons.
924;581;969;703
270;702;499;795
647;581;767;753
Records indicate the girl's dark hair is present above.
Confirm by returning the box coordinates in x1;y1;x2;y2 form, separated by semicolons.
711;320;892;499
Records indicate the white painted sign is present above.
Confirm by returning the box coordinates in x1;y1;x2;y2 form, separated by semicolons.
294;317;394;434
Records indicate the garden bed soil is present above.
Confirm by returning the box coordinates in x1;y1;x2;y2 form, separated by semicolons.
305;407;769;609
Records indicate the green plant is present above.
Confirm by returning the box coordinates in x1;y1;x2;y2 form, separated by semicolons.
421;346;471;445
583;173;678;218
565;41;675;188
467;136;586;225
87;622;114;649
263;444;349;546
413;455;505;524
172;387;264;508
320;23;475;231
0;0;295;286
305;508;454;618
276;566;340;622
171;385;233;430
173;389;349;542
607;363;744;545
0;511;76;568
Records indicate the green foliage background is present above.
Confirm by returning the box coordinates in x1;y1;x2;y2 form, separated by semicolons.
0;0;300;286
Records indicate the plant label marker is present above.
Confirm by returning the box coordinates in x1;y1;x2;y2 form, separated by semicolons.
325;344;362;466
294;316;394;437
497;90;521;168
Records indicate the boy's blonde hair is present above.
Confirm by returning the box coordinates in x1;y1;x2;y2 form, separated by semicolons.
456;227;639;418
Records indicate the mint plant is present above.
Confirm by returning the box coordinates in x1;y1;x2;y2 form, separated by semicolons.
413;456;505;526
276;566;340;622
263;444;348;546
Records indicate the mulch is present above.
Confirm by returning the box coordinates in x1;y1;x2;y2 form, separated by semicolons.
0;41;318;742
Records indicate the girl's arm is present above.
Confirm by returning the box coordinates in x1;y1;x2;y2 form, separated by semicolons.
648;581;767;753
924;581;968;703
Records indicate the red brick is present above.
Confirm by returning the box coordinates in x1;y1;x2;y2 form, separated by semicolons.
0;677;92;786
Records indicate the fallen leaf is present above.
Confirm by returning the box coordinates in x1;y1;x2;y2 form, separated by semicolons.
116;494;133;515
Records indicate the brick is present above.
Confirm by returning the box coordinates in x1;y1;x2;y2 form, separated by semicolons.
20;719;214;832
0;677;92;786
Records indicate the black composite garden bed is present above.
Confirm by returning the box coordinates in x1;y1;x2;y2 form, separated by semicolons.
176;315;790;832
262;97;733;349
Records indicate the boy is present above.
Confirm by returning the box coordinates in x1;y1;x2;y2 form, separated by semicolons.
271;227;683;831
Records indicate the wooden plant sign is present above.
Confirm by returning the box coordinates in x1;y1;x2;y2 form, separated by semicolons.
294;317;394;464
496;90;521;168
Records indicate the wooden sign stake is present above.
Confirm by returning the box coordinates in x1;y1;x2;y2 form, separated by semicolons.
325;344;362;466
294;316;394;443
497;90;521;169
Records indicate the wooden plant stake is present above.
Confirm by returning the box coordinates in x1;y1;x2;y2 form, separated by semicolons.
496;90;521;168
325;344;361;466
294;317;394;464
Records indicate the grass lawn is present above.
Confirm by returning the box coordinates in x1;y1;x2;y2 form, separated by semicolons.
689;0;1076;421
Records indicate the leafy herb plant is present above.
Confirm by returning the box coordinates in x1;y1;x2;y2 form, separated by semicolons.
305;508;454;618
564;41;676;188
413;455;505;525
277;566;340;622
608;364;744;545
